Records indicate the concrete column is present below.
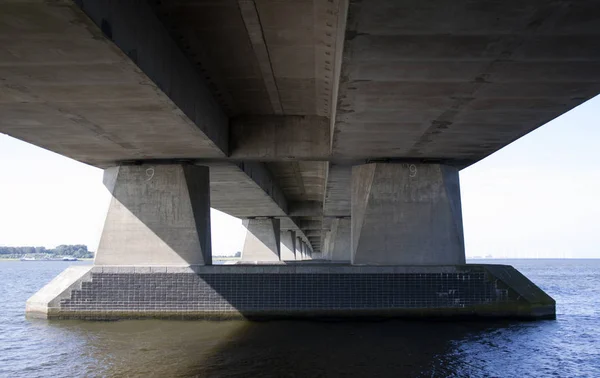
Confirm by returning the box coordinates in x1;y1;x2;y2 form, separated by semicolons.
95;164;212;266
303;242;311;259
295;237;303;260
321;231;332;260
328;218;351;262
280;230;296;261
351;163;465;265
241;218;281;261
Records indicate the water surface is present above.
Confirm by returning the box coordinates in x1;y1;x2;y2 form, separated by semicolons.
1;259;599;377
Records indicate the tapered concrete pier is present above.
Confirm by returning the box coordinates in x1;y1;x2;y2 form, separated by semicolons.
241;218;281;262
95;164;212;266
280;231;297;261
351;163;465;265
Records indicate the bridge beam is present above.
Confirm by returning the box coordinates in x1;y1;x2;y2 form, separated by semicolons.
289;201;323;217
230;115;330;160
77;0;229;153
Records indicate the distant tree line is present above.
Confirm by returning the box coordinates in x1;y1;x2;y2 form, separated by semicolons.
0;244;94;258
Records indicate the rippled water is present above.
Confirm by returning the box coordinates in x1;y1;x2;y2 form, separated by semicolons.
1;259;599;377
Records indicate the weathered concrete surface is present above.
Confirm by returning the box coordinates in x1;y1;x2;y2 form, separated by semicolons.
324;164;352;217
0;1;227;167
95;164;212;266
241;218;281;262
230;116;330;160
328;218;351;262
152;0;346;118
321;230;332;260
351;163;465;265
295;237;304;260
4;0;600;262
334;0;600;162
302;241;309;260
208;162;287;217
304;241;313;259
28;265;554;320
25;265;93;319
280;230;297;261
206;162;316;252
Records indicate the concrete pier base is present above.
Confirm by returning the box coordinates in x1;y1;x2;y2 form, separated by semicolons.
352;163;465;265
26;163;213;318
26;265;555;320
241;218;281;262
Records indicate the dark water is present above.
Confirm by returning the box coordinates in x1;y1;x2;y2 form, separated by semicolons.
1;260;599;378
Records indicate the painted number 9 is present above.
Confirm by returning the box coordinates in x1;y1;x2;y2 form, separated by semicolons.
409;164;417;178
145;167;155;181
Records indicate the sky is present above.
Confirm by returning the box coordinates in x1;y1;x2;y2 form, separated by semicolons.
1;96;599;258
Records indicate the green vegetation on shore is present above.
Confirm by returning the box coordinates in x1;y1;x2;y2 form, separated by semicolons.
0;245;94;259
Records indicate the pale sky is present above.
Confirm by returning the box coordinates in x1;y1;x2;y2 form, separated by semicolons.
1;96;599;258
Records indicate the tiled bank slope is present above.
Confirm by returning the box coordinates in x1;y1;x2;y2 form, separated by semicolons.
26;265;555;320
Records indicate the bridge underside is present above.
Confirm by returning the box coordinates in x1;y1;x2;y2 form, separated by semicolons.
2;0;600;254
3;0;593;319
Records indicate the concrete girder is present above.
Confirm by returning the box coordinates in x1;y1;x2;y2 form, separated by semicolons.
237;0;284;115
304;230;322;238
266;161;327;204
333;0;600;164
207;162;287;217
292;220;323;230
206;162;313;244
74;0;229;153
0;1;227;167
288;201;323;217
152;0;347;118
230;115;330;160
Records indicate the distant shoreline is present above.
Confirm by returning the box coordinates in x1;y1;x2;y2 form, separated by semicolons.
0;257;94;262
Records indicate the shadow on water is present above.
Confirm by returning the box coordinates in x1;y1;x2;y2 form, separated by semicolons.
43;318;529;378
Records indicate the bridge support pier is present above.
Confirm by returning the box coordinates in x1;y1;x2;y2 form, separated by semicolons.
295;236;303;260
302;241;308;259
26;163;213;318
241;218;281;262
94;164;212;266
351;163;465;265
25;163;555;321
280;230;296;261
328;218;351;262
